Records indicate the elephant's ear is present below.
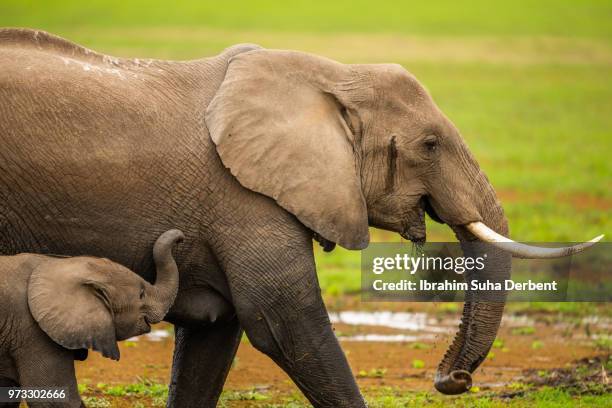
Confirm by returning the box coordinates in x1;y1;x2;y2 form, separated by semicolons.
206;49;370;249
27;258;120;360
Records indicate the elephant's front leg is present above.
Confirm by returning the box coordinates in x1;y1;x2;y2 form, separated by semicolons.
0;357;20;408
221;228;366;408
0;376;20;408
12;339;82;408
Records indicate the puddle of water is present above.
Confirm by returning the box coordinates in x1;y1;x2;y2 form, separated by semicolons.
479;382;508;388
329;311;454;333
502;314;610;336
126;329;172;342
501;315;536;327
582;316;611;329
338;333;437;342
496;367;523;372
146;329;172;341
126;311;610;345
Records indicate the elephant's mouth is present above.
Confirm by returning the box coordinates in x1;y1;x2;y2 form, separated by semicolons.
313;231;337;252
399;196;436;245
422;195;444;224
143;316;152;333
399;229;425;245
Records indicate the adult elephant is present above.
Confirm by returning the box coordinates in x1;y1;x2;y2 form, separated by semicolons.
0;28;601;407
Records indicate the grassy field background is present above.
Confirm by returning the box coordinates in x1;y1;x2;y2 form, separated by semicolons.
2;1;611;406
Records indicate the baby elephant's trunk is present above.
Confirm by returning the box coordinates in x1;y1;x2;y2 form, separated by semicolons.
145;229;184;323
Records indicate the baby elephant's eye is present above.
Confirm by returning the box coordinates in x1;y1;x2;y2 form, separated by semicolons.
423;135;439;153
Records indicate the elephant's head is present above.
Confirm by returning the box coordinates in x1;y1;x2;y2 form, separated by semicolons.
27;229;184;360
206;49;602;393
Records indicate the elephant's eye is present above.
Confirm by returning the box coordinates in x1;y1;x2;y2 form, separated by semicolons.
423;135;439;153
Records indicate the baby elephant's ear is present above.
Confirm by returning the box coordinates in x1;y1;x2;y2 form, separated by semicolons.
27;258;120;360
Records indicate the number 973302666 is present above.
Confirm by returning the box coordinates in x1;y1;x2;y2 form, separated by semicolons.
1;388;68;402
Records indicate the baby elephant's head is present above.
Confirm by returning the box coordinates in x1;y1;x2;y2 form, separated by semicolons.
27;229;184;360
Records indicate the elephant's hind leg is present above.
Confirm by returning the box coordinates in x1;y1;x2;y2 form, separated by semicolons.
167;318;242;408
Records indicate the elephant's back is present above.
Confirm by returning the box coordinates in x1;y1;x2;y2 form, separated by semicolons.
0;27;175;76
0;31;261;285
0;28;109;62
0;31;209;269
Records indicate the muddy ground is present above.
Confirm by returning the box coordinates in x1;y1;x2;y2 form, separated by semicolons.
72;301;611;407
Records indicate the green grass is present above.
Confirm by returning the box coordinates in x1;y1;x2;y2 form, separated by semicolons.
249;387;612;407
2;1;612;38
81;396;111;408
94;378;168;399
81;384;612;407
80;379;169;407
364;387;612;408
221;389;270;402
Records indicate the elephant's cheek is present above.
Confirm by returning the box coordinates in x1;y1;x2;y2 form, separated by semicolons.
115;314;149;340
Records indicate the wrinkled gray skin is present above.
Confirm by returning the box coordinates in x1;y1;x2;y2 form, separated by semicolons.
0;229;183;408
0;28;511;406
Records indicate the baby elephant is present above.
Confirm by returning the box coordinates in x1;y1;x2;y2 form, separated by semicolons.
0;229;184;407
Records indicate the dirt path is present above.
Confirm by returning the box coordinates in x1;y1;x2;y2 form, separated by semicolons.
75;305;609;407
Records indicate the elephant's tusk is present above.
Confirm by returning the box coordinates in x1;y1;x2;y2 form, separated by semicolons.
465;221;604;259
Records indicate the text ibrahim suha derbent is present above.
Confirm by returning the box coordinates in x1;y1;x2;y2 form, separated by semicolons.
370;254;559;292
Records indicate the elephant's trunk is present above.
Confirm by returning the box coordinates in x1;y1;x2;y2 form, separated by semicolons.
434;184;510;394
434;370;473;395
145;229;184;323
434;298;506;394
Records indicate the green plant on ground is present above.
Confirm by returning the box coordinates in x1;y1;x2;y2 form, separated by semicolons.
409;342;431;350
411;359;425;369
512;327;536;336
358;368;388;378
221;389;270;401
81;397;111;408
